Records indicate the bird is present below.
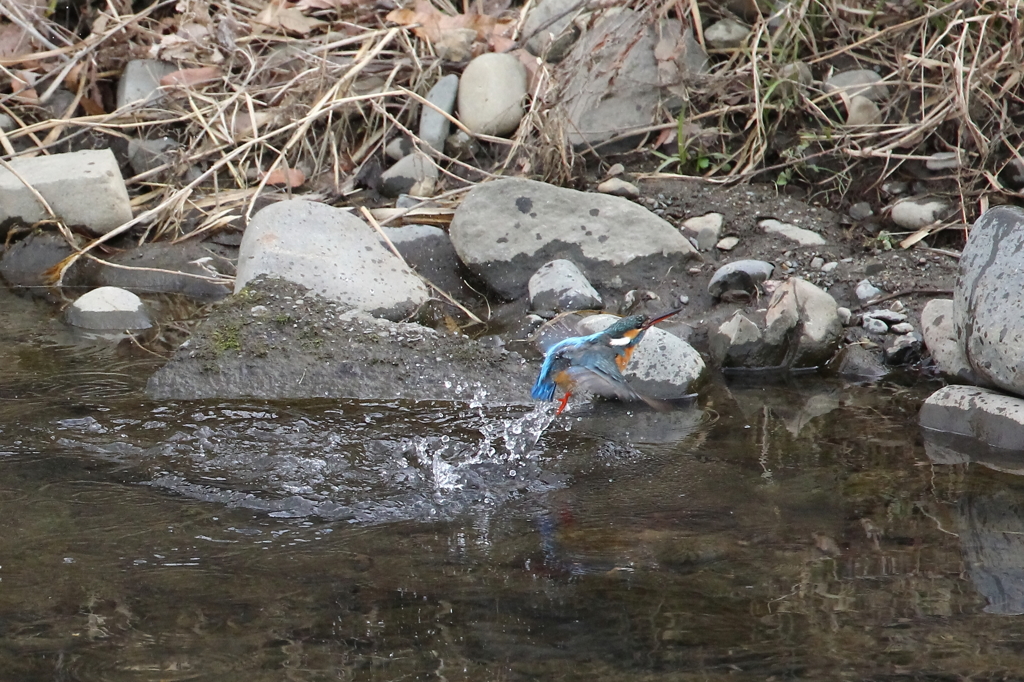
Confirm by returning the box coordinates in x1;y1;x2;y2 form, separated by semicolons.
531;308;683;414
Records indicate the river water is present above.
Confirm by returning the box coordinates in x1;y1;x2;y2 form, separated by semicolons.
4;284;1024;681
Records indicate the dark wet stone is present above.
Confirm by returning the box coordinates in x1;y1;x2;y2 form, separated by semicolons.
83;240;235;301
0;230;89;293
832;343;887;380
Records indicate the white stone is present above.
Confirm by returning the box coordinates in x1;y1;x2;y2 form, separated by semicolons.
457;53;527;136
891;197;949;230
0;149;132;234
824;69;888;101
891;322;914;334
596;177;639;198
837;306;852;325
855;279;883;301
682;213;724;250
66;286;152;330
716;236;739;251
704;18;749;49
759;218;827;246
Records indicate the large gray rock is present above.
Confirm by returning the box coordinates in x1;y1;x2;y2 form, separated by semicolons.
382;223;472;301
0;149;132;234
146;278;531;402
528;259;602;312
920;385;1024;452
235;199;429;320
576;313;705;399
448;178;699;299
955;206;1024;394
764;277;842;367
522;0;581;61
555;10;707;149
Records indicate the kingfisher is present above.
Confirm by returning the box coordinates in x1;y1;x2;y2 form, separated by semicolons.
531;308;683;414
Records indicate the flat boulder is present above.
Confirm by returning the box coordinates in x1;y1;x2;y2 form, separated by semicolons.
235;199;429;321
146;278;531;402
448;178;699;300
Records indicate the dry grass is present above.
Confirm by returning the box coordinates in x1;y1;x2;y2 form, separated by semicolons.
0;0;1020;265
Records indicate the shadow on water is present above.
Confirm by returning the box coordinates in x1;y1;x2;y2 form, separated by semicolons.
9;284;1024;679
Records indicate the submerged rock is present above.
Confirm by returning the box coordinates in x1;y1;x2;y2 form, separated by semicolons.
146;278;531;402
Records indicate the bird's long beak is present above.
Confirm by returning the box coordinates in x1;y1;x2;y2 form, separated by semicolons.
641;307;684;330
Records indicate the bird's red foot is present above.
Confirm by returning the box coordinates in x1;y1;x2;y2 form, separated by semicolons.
555;392;572;415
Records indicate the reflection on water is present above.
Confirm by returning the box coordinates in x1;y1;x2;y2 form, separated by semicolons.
9;284;1024;679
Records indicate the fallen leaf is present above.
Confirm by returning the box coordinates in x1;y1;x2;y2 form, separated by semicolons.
0;22;31;60
262;167;306;187
386;0;497;44
253;0;328;35
161;66;222;87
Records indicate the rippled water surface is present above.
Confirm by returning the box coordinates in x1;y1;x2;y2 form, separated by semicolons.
6;285;1024;681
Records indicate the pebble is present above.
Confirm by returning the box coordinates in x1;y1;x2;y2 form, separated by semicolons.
821;261;839;273
682;213;724;250
604;163;625;177
926;151;961;170
419;74;459;152
704;18;749;48
716;236;739;251
862;316;888;334
890;197;949;229
810;256;825;269
679;294;690;305
596;177;640;198
890;322;914;334
863;309;907;324
457;53;528;136
380;152;438;197
760;218;827;246
837;306;852;325
846;95;881;126
66;286;153;330
849;202;873;220
855;279;883;301
824;69;889;101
